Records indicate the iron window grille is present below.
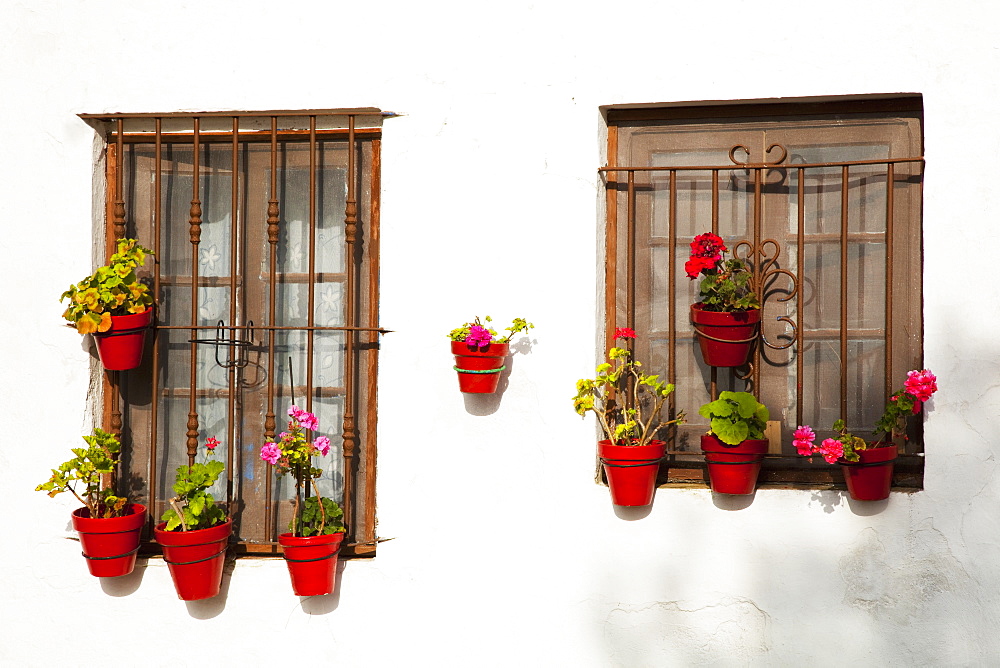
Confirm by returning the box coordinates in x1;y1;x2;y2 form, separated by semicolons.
601;94;926;490
78;109;393;556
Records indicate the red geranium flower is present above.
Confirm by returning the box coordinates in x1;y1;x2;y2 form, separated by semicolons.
685;255;718;279
691;233;727;258
613;327;636;339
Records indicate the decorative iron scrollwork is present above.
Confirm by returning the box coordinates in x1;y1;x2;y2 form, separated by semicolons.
733;238;798;352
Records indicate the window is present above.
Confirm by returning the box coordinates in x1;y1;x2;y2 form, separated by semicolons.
601;95;925;489
79;109;389;556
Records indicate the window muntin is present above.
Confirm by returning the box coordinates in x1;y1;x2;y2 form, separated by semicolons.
83;111;385;555
603;96;925;488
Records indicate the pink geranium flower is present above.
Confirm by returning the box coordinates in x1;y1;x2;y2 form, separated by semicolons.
260;442;281;465
288;405;318;431
314;435;331;457
465;324;493;347
205;436;220;451
818;438;844;464
792;425;816;456
904;369;938;403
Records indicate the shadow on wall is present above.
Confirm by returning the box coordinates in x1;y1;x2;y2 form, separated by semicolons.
96;552;347;618
460;336;535;416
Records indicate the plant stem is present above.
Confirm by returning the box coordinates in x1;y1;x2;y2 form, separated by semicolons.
169;497;188;532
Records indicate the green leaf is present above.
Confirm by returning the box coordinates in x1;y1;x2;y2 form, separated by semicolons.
712;417;749;445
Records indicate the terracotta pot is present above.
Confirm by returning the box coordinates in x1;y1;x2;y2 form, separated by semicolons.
278;532;345;596
93;309;153;371
598;439;665;506
701;434;768;495
154;519;232;600
690;304;760;367
839;445;896;501
451;341;509;393
71;504;147;577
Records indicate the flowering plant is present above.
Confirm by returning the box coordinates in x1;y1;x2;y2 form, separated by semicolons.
60;238;154;334
35;428;130;518
685;232;760;312
447;315;534;346
699;391;769;445
795;369;938;463
573;328;685;447
161;437;227;532
260;406;344;537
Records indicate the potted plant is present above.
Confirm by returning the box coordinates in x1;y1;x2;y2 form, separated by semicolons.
699;391;770;495
35;428;147;577
260;405;346;596
60;238;154;370
153;436;231;600
794;369;938;501
448;315;534;393
573;328;685;506
685;232;761;367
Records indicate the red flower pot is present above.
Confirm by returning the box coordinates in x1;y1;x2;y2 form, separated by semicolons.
701;434;768;495
93;309;153;371
279;532;345;596
71;504;146;577
690;304;760;367
598;439;665;506
451;341;509;393
154;519;232;600
839;445;897;501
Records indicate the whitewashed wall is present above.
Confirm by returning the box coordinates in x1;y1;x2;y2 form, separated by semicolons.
2;1;997;665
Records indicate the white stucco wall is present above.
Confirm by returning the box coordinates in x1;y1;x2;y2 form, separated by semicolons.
2;1;998;665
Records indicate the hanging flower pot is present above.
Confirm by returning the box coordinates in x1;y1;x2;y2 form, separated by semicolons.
598;439;666;506
451;341;509;393
701;434;768;495
839;445;896;501
93;308;153;371
279;531;345;596
690;304;760;367
154;519;232;601
71;504;147;578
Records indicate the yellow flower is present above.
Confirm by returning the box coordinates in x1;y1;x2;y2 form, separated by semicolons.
129;283;147;300
114;263;132;279
76;288;100;309
78;316;98;334
97;312;113;333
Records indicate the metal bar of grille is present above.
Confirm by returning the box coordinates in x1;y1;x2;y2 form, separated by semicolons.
840;165;849;421
710;170;719;399
600;156;924;172
307;116;317;420
303;116;317;501
668;170;677;390
626;170;636;332
796;166;805;427
114;118;126;240
109;117;125;443
149;118;163;520
187;118;202;469
885;163;895;419
342;116;358;538
227;116;239;507
752;166;763;394
264;117;279;540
